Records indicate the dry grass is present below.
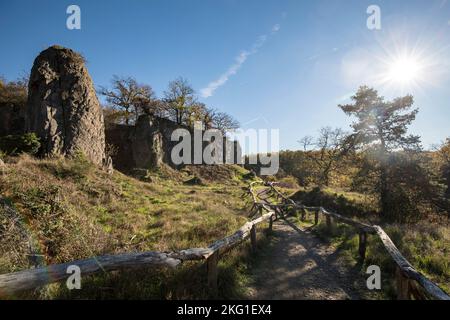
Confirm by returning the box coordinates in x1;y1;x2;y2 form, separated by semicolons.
0;154;256;299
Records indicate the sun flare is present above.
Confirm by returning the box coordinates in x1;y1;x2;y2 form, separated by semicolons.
386;55;422;85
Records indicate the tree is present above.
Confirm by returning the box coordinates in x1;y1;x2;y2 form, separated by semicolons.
211;111;240;135
99;76;156;125
0;77;28;137
339;86;421;220
185;102;209;129
298;136;314;151
436;138;450;199
102;105;128;128
278;150;317;186
163;77;195;125
0;77;28;109
299;127;352;186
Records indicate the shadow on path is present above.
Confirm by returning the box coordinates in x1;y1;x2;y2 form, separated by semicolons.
245;219;368;300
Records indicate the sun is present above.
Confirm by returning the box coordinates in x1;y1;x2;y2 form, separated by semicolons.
386;55;422;85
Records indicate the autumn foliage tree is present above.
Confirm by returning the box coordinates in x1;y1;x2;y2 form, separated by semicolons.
99;76;156;125
299;127;353;186
437;138;450;199
100;76;240;134
163;77;196;125
0;77;28;109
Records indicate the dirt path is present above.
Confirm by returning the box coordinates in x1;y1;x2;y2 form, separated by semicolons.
245;219;368;300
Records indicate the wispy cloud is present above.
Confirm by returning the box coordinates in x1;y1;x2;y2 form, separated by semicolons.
307;47;340;61
271;24;280;34
241;115;271;127
200;24;280;98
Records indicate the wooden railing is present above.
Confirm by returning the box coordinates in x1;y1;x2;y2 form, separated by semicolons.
259;181;450;300
0;186;276;297
1;181;448;300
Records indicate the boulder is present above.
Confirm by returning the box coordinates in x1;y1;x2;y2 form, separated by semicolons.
26;45;105;165
183;176;205;186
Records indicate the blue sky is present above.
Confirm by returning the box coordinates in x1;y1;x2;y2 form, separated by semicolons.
1;0;449;150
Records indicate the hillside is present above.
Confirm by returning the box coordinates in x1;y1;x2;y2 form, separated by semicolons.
0;154;257;299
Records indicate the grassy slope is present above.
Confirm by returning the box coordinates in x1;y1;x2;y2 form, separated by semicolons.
0;154;259;299
1;156;448;299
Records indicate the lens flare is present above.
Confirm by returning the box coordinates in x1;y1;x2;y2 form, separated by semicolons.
386;55;422;85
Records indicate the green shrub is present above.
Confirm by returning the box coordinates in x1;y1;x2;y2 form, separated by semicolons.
39;151;93;181
0;133;40;156
277;175;300;189
291;187;377;218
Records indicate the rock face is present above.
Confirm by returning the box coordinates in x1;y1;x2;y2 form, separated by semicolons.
132;117;165;169
105;115;242;173
26;46;105;165
105;116;178;171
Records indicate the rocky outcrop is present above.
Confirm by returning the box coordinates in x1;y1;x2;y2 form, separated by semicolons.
106;115;242;173
26;45;105;165
105;116;179;171
132;117;164;169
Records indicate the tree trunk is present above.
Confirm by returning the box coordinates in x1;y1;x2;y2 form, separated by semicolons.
380;163;389;220
322;163;331;186
125;108;130;125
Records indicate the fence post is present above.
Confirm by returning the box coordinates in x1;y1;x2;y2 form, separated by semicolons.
206;251;219;298
396;266;411;300
314;210;319;225
301;208;306;221
250;225;257;252
277;207;283;219
326;214;332;229
358;231;367;260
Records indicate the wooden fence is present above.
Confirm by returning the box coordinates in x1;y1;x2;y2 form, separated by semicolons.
0;180;448;300
0;184;276;297
262;181;450;300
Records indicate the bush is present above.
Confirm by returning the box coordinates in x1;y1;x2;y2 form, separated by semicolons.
291;187;377;218
277;176;300;189
0;133;40;156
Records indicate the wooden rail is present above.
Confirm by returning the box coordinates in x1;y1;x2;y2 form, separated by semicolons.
1;181;448;300
0;185;275;297
263;182;450;300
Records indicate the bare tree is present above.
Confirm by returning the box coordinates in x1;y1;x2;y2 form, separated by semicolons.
300;127;352;186
298;135;314;151
211;111;240;135
163;77;195;125
99;76;156;125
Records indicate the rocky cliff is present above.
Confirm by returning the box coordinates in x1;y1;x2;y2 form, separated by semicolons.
26;45;105;165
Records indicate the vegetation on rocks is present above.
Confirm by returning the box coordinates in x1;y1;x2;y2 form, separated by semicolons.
0;133;40;156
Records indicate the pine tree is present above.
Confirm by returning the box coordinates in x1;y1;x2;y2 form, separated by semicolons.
339;86;421;219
